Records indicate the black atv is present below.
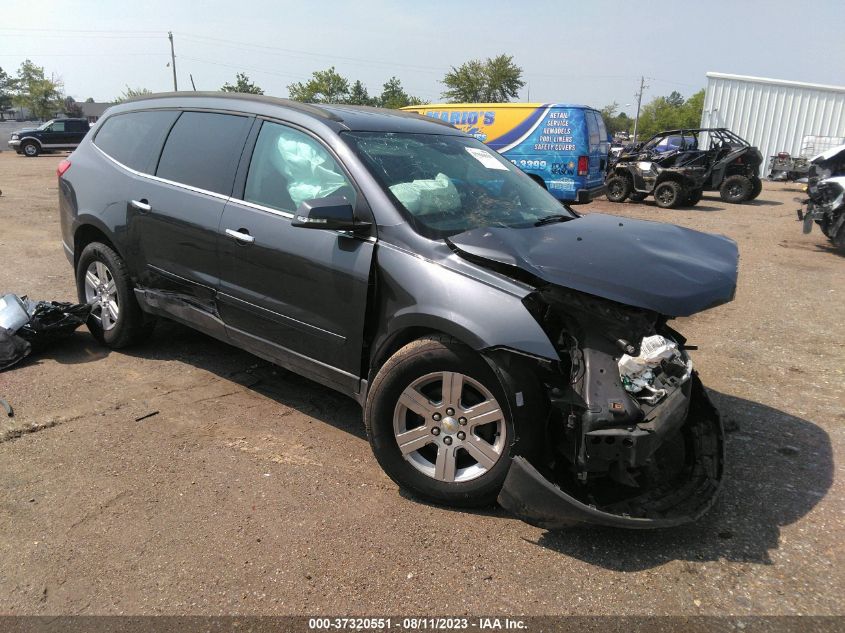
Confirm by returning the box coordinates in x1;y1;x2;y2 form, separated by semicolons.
605;146;709;209
607;128;764;206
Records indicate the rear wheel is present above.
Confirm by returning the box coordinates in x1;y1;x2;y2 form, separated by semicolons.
605;175;631;202
365;336;514;507
749;176;763;200
21;141;40;157
75;242;155;348
654;180;684;208
720;175;752;203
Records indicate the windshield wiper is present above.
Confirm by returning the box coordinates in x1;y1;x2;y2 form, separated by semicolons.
534;214;574;227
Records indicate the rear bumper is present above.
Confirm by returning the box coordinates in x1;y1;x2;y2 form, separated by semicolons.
498;374;725;529
573;183;606;204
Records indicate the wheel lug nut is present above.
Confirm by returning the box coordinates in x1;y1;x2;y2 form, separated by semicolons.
431;427;440;436
459;417;467;425
443;436;452;445
457;431;465;441
446;407;455;416
432;412;442;421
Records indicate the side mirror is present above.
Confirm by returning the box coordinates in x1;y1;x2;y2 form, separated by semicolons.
291;196;369;233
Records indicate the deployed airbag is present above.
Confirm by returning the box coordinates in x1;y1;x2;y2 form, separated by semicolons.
389;173;461;215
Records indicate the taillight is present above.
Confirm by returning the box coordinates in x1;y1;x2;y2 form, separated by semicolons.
57;159;71;178
577;155;589;176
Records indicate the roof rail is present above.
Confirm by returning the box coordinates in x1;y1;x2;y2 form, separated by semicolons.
124;91;343;122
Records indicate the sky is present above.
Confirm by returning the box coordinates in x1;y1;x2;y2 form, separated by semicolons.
2;0;844;115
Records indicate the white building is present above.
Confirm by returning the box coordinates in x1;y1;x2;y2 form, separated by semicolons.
701;72;845;175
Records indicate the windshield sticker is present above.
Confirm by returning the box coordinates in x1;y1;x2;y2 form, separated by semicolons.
465;147;508;170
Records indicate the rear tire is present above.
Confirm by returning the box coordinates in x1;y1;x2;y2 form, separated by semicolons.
749;176;763;200
365;336;515;507
75;242;155;348
720;175;752;203
654;180;684;208
605;175;631;202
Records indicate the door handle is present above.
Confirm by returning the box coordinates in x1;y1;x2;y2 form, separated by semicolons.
130;199;151;212
225;228;255;244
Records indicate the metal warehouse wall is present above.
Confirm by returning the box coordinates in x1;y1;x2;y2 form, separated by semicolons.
701;72;845;176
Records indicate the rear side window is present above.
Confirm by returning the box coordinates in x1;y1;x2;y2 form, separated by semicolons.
156;111;252;196
94;110;180;174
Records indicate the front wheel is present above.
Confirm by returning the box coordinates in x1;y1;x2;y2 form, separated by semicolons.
605;175;631;202
365;336;514;507
75;242;155;348
654;180;684;208
21;141;40;157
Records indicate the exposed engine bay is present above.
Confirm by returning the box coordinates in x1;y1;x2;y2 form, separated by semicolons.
797;144;845;252
447;215;735;528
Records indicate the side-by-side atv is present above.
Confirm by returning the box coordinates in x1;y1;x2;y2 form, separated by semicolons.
606;128;764;207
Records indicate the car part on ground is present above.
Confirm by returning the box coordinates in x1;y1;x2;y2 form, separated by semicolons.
0;293;91;370
59;92;740;529
607;128;763;205
797;144;845;252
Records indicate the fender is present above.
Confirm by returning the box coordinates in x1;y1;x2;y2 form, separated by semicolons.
370;242;559;366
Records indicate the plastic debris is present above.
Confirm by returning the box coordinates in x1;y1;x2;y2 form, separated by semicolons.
618;334;681;394
0;294;91;371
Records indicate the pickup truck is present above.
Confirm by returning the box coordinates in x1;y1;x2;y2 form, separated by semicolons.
8;118;90;157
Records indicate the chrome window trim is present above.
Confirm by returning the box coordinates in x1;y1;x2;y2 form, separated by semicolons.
92;142;231;201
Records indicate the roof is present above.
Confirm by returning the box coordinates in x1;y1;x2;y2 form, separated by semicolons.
706;72;845;94
124;92;462;134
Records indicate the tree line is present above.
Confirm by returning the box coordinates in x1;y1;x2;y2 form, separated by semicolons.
1;55;704;136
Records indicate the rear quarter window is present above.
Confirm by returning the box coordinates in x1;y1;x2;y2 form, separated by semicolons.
94;110;180;174
156;111;252;196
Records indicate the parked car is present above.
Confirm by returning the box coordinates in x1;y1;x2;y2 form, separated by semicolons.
59;93;738;529
608;128;764;204
8;118;90;157
402;103;609;204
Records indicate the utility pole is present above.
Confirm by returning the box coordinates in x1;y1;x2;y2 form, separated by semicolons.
168;31;178;91
632;75;648;143
190;74;196;91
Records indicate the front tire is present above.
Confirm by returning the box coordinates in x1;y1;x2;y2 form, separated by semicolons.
75;242;155;348
605;175;631;202
365;336;514;507
654;180;684;208
21;141;40;157
720;174;752;203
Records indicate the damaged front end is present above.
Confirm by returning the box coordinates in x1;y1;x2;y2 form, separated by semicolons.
498;287;724;529
446;215;736;528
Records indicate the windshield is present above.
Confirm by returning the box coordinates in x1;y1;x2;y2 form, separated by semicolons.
343;131;575;238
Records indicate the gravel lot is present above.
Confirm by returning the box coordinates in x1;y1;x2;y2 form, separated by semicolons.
0;152;842;616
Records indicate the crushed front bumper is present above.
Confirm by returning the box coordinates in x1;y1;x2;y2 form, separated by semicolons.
498;374;724;529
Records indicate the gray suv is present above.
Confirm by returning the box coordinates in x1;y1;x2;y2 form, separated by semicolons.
59;93;738;529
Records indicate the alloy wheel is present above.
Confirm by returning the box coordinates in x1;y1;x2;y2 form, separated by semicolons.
392;371;506;483
83;261;120;330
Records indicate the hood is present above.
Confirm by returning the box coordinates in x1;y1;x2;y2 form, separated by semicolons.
446;213;738;317
12;127;38;135
812;143;845;164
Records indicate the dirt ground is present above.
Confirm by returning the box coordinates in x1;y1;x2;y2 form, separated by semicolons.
0;151;842;616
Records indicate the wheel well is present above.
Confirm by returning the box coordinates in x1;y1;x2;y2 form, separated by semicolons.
527;174;547;189
73;224;119;266
20;137;41;147
367;327;454;383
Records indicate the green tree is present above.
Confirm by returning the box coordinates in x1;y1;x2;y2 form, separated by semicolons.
12;59;64;120
378;76;425;109
665;90;684;107
635;89;705;139
441;54;524;103
115;86;153;103
0;66;14;120
221;72;263;95
346;79;375;106
63;95;83;117
287;67;349;103
679;89;704;128
84;97;95;103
